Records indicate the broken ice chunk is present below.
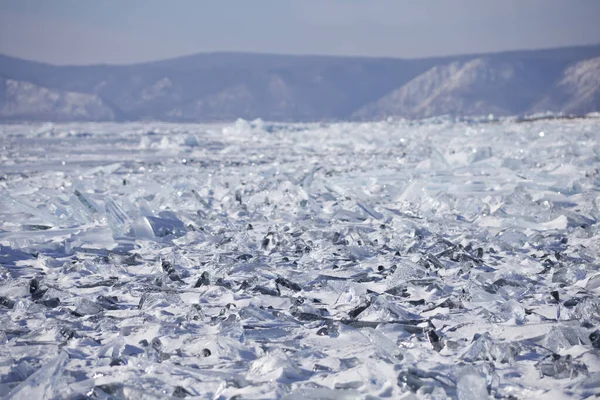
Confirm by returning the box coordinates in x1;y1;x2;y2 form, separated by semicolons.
96;295;119;310
13;359;36;381
275;276;302;292
542;326;588;353
386;260;429;289
573;297;600;323
552;265;586;286
348;299;371;319
138;292;182;310
252;285;280;297
98;335;126;359
5;351;69;399
427;329;444;352
456;367;489;400
145;337;169;363
246;348;306;383
73;189;98;215
219;314;245;342
357;296;421;322
470;146;492;164
397;368;454;394
491;299;527;324
0;296;15;309
491;342;521;365
161;260;182;282
397;369;427;393
194;271;210;287
73;298;104;316
462;332;521;364
590;330;600;349
172;386;192;398
282;387;360;400
146;211;187;238
105;199;132;237
29;278;47;300
586;273;600;291
462;332;494;362
537;354;588;379
357;202;383;220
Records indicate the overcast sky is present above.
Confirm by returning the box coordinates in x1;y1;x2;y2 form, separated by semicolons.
1;0;600;65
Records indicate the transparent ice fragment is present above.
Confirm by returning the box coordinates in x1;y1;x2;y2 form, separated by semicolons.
585;273;600;291
13;359;36;381
219;314;245;343
360;328;404;362
247;348;306;383
484;279;526;300
145;337;170;363
96;295;119;310
491;299;527;324
194;271;210;287
490;342;521;365
577;372;600;395
358;296;421;322
590;330;600;349
552;265;586;285
146;211;186;238
333;284;367;313
74;298;104;316
397;369;427;393
537;354;588;379
5;351;68;399
573;297;600;323
282;387;360;400
315;322;339;338
72;189;99;215
496;229;529;249
470;146;493;164
456;367;489;400
105;199;133;237
138;292;182;310
161;260;182;282
462;332;521;364
457;197;490;222
462;332;494;362
0;296;15;309
542;326;588;353
332;208;368;222
98;334;126;359
357;202;383;220
427;329;444;352
386;261;429;289
397;368;454;394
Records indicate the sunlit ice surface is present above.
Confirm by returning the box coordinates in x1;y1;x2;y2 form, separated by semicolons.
1;116;600;398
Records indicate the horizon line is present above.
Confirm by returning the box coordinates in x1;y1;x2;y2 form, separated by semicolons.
2;42;600;68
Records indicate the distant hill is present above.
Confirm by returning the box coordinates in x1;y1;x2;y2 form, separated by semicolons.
0;78;121;121
1;45;600;122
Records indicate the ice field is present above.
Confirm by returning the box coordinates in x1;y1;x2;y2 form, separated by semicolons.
1;117;600;399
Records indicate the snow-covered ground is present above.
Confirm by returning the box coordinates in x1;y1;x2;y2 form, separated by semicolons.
1;117;600;399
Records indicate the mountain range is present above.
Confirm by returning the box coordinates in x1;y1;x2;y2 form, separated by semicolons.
1;45;599;122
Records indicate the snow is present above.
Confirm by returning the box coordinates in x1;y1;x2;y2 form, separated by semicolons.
1;117;600;398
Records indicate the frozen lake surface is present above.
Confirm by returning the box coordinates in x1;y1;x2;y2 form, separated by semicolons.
1;117;600;399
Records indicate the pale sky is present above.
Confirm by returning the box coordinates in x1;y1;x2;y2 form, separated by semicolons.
1;0;600;65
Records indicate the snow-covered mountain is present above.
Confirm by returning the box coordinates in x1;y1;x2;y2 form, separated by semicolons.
531;56;600;115
0;78;120;121
353;59;532;119
1;45;599;122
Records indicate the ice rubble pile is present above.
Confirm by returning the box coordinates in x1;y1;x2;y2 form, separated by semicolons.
1;117;600;398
